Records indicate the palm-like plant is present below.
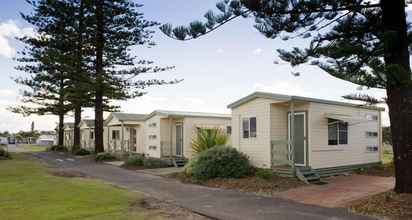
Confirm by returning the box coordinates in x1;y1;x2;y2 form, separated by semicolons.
191;128;229;154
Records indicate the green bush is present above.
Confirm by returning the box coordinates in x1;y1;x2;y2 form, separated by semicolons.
48;145;68;152
191;128;229;154
255;169;274;180
74;148;92;156
143;158;170;169
95;152;116;162
184;156;198;176
125;154;144;166
190;146;253;181
0;148;11;160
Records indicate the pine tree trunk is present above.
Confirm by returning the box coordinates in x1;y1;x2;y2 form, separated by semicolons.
73;105;81;151
58;113;64;146
387;87;412;193
94;0;105;153
73;0;84;153
382;0;412;193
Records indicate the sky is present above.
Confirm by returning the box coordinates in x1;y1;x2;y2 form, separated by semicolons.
0;0;388;132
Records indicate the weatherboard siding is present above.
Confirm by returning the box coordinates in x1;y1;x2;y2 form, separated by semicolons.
182;117;232;159
231;98;273;168
144;115;162;158
308;102;381;169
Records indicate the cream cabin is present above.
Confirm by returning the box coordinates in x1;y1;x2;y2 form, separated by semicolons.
144;110;232;159
104;113;147;153
228;92;384;180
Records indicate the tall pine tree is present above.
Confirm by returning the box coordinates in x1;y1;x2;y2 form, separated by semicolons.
12;0;79;146
161;0;412;193
91;0;180;152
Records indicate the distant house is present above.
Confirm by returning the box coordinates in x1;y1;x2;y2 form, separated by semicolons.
0;136;8;145
144;110;231;159
228;92;383;178
36;134;57;145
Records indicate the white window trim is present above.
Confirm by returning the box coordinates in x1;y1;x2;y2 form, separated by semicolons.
328;120;348;146
242;117;256;139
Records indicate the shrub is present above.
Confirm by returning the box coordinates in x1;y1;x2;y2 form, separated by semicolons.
255;169;274;180
95;152;116;162
143;158;170;169
0;147;11;160
190;146;253;181
74;148;92;156
191;128;229;154
125;154;144;166
48;145;68;152
184;156;198;176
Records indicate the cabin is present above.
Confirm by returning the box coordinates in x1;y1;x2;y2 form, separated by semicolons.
104;113;147;153
80;120;95;150
228;92;384;182
63;123;74;148
144;110;231;160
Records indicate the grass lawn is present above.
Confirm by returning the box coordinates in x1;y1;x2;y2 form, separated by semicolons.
16;144;49;152
0;154;163;220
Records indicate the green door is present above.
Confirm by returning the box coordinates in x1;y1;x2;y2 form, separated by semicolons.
288;112;306;166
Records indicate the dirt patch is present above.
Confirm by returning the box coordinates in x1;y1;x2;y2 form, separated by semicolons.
350;191;412;220
49;169;87;178
130;197;211;220
169;172;304;196
355;163;394;177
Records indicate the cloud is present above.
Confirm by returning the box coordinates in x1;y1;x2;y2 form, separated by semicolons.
216;48;224;54
253;48;263;55
0;20;34;58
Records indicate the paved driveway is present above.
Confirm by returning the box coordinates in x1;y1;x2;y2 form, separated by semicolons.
32;152;377;220
276;175;395;208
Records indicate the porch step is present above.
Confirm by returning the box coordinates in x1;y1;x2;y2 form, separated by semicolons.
273;167;295;177
173;158;187;168
296;167;322;184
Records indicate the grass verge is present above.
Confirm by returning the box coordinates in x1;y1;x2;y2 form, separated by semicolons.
0;154;159;220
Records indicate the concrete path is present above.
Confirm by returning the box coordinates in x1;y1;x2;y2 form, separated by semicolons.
33;152;377;220
276;175;394;208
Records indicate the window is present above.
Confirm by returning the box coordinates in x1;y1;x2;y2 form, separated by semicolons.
366;131;378;138
149;134;157;140
149;122;157;127
90;131;94;139
112;130;120;140
242;117;257;138
328;119;348;145
366;145;379;152
250;117;257;137
366;114;378;121
226;126;232;135
149;145;157;150
242;118;249;138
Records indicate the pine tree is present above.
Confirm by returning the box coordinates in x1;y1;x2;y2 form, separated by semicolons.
12;0;90;147
91;0;180;152
161;0;412;193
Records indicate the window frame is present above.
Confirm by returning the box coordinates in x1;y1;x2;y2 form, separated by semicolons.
328;120;348;146
242;117;257;139
112;130;120;140
226;126;232;136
